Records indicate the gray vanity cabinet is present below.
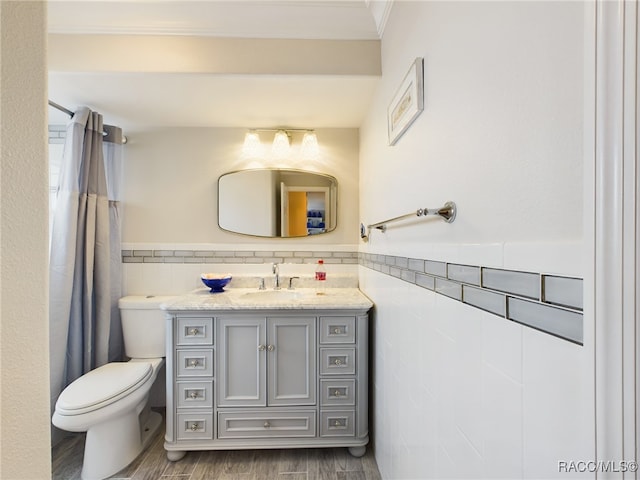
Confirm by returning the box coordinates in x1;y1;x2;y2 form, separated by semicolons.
217;316;316;407
164;305;370;461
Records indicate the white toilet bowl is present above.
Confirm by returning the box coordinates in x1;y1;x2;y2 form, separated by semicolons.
53;358;164;480
52;295;174;480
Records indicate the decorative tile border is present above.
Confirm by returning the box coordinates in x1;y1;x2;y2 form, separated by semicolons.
359;252;584;345
122;249;359;265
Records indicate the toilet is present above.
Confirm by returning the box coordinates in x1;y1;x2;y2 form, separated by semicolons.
52;295;174;480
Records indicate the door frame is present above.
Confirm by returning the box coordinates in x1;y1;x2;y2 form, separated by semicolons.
591;0;639;470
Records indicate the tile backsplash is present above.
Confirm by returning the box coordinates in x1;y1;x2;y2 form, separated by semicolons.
121;246;583;345
360;252;583;345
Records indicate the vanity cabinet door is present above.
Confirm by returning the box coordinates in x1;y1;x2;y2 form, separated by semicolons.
218;317;266;407
267;317;316;406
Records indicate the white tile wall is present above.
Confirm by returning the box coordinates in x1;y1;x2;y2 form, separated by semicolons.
360;255;593;479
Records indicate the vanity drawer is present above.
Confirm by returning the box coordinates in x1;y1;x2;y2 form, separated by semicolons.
176;349;214;377
177;317;214;346
176;411;214;440
319;316;356;344
218;410;316;439
320;410;355;437
176;380;214;409
320;379;356;406
320;348;356;375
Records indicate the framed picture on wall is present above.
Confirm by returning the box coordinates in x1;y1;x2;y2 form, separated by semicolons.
387;57;424;146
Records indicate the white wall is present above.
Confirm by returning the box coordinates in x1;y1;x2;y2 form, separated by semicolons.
122;127;359;245
359;2;592;479
0;1;52;478
120;127;361;296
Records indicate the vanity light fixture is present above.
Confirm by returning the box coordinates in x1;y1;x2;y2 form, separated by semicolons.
241;128;320;162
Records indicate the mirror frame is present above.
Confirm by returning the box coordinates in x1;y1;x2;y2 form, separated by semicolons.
217;168;338;238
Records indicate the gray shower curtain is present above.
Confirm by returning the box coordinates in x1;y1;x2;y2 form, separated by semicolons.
49;107;124;410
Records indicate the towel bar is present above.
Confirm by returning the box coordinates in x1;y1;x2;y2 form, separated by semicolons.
360;201;456;242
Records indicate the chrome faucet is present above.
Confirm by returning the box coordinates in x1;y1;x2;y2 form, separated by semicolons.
288;276;300;290
272;263;281;290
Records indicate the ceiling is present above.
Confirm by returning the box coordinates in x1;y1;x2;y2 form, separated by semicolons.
47;1;391;131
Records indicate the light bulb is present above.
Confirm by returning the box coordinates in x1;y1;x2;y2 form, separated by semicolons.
271;130;291;160
242;131;263;159
300;131;320;161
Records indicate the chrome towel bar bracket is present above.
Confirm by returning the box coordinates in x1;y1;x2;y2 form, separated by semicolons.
360;201;456;242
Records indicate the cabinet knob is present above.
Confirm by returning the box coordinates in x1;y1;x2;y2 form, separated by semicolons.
334;420;342;427
189;391;198;399
334;390;341;397
263;421;271;428
188;328;199;336
334;358;343;366
333;328;341;334
189;359;199;367
258;344;266;351
267;345;275;352
190;423;198;431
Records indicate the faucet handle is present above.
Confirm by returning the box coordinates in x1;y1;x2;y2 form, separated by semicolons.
272;263;279;274
288;276;300;290
258;278;266;290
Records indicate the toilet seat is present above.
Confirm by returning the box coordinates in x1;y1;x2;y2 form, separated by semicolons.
56;362;152;416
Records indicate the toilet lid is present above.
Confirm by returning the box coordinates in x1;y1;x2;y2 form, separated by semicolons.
56;362;152;414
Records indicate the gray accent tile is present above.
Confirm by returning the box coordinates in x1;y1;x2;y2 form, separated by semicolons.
416;273;435;290
543;276;583;311
380;264;390;275
234;251;254;257
342;258;358;264
390;266;402;278
508;297;583;344
408;258;425;272
174;250;194;257
204;258;225;263
133;250;152;257
224;257;243;263
333;252;356;258
48;137;65;144
462;285;506;317
143;256;164;263
395;257;409;269
274;251;294;257
123;256;143;263
294;251;313;257
482;268;540;300
435;278;462;301
165;257;185;263
194;251;214;257
184;257;205;263
121;250;133;257
323;258;342;264
254;251;274;257
401;269;416;283
284;257;304;264
214;251;235;257
154;250;174;257
425;260;447;278
385;256;396;266
447;264;481;286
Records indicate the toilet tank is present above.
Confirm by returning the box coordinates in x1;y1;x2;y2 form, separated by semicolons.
118;295;176;359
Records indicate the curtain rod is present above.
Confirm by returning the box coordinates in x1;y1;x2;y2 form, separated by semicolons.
48;100;127;144
48;100;74;118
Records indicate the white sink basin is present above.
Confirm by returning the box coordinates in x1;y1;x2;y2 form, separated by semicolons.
240;290;305;302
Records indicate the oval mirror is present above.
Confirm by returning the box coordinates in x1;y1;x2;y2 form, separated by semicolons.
218;169;338;238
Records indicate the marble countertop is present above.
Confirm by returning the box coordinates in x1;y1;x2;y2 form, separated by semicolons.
162;287;373;311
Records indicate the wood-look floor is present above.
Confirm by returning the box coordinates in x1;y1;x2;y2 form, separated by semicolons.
51;413;382;480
